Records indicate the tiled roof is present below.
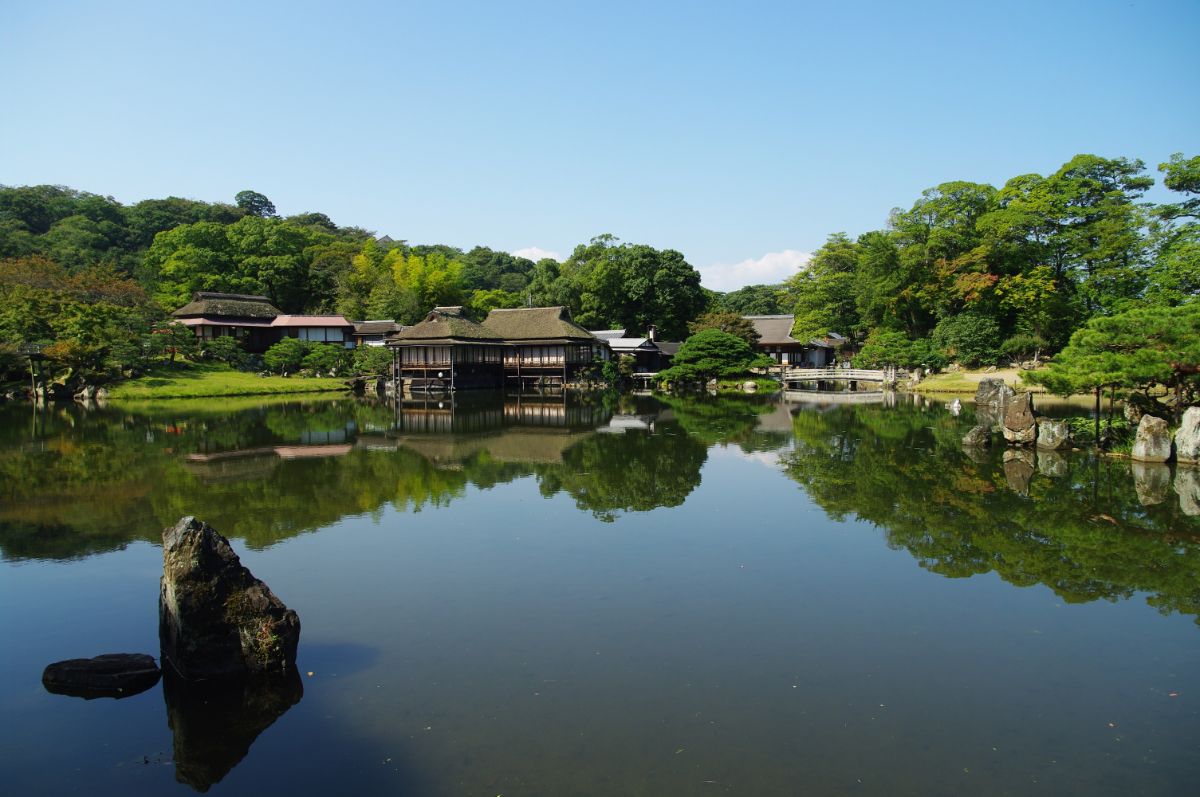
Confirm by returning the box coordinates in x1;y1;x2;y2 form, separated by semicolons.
271;315;354;328
743;315;833;348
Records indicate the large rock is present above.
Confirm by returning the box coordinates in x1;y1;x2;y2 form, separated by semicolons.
164;668;303;791
1175;407;1200;465
974;379;1014;431
962;425;991;447
1036;418;1070;450
1130;415;1172;463
1002;449;1035;495
1131;462;1172;506
1176;469;1200;517
160;517;300;681
42;653;161;699
1002;392;1037;445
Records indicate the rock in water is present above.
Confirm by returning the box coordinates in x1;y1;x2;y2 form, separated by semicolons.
1002;392;1036;445
1036;418;1070;450
1130;415;1172;463
1176;407;1200;465
962;425;991;447
42;653;161;699
160;517;300;680
974;378;1014;431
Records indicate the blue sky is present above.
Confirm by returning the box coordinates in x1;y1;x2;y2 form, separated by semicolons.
2;0;1197;291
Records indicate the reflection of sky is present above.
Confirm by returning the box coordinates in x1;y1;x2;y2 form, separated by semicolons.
710;443;789;469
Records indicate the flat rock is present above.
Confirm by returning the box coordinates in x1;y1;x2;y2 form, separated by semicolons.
160;517;300;681
42;653;161;699
1175;407;1200;465
1131;415;1172;463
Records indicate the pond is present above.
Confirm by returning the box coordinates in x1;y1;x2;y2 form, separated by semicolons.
1;391;1198;796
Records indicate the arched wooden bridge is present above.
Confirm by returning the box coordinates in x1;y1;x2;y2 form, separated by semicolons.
780;367;895;389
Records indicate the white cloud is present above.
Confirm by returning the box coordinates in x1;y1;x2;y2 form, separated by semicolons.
700;249;812;293
511;246;562;262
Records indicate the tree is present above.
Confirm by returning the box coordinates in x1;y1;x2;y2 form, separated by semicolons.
234;190;277;218
930;312;1001;367
784;232;861;342
686;311;760;345
714;284;784;315
263;338;311;374
657;329;772;384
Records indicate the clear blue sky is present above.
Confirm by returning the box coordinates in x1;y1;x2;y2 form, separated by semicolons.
2;0;1197;290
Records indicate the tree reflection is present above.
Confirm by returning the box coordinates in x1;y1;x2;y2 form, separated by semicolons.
780;404;1200;622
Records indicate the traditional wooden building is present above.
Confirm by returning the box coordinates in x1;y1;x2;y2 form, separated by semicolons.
352;320;403;347
271;315;356;348
387;306;507;391
744;314;837;367
591;326;676;373
482;306;608;389
171;292;282;353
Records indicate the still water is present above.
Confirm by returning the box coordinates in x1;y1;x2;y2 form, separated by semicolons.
1;392;1197;795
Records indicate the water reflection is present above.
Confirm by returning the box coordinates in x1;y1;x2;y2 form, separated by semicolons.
3;394;1199;622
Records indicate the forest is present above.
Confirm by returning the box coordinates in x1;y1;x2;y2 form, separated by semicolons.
0;152;1196;388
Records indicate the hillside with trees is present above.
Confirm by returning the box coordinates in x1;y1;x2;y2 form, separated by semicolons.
1;151;1196;392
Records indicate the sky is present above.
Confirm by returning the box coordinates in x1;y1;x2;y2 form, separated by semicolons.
2;0;1197;292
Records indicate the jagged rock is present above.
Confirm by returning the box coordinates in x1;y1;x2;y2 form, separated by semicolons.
160;517;300;681
1002;449;1035;495
1176;469;1200;517
164;668;302;791
73;385;95;403
975;379;1014;431
962;425;991;447
1175;407;1200;465
1131;462;1172;506
1002;393;1036;444
1036;418;1070;450
1037;450;1068;478
1131;415;1172;463
42;653;161;699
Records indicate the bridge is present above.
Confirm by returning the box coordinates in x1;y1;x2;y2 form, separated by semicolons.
780;367;895;390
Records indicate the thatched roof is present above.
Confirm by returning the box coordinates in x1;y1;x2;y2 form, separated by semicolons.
172;292;281;319
483;307;596;342
389;307;504;344
354;320;402;336
744;315;833;348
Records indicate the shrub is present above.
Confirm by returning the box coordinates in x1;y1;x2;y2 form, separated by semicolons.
263;338;312;374
352;345;393;376
931;313;1001;367
200;336;252;369
999;333;1047;363
301;344;352;375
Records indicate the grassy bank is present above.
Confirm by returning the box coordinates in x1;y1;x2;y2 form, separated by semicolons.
107;362;347;400
911;367;1045;395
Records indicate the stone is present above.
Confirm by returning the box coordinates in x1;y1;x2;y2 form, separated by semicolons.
42;653;161;699
962;425;991;447
974;378;1014;431
1036;418;1070;450
1130;415;1172;463
73;385;95;403
164;668;302;791
160;517;300;681
1002;449;1035;495
1002;393;1036;445
1175;407;1200;465
742;381;758;392
1037;450;1068;478
1131;462;1172;506
1176;469;1200;517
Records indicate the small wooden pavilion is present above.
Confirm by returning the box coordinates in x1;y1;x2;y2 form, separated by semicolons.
387;307;506;391
482;307;608;389
171;292;282;353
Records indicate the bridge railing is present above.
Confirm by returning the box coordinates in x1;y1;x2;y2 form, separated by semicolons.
781;367;891;382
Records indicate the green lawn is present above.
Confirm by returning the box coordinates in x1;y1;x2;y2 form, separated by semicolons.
911;366;1044;395
107;361;348;400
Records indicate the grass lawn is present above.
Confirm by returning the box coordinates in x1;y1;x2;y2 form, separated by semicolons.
912;366;1045;394
107;361;347;400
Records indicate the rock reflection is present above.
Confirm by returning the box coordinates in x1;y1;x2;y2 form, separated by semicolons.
1131;462;1172;506
163;668;303;792
1002;449;1035;495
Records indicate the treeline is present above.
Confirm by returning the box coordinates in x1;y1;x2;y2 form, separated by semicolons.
1;151;1197;388
782;153;1199;369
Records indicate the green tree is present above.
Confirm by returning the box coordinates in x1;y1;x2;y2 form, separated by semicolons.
714;284;784;315
686;311;760;345
263;338;312;374
657;329;771;384
234;190;277;218
784;232;861;342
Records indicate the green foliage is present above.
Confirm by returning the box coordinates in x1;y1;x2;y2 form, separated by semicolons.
1023;304;1200;403
657;329;771;384
999;332;1047;363
234;190;277;218
301;344;352;375
714;284;784;315
352;345;393;376
931;312;1001;367
198;335;252;369
263;338;313;374
686;311;760;345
